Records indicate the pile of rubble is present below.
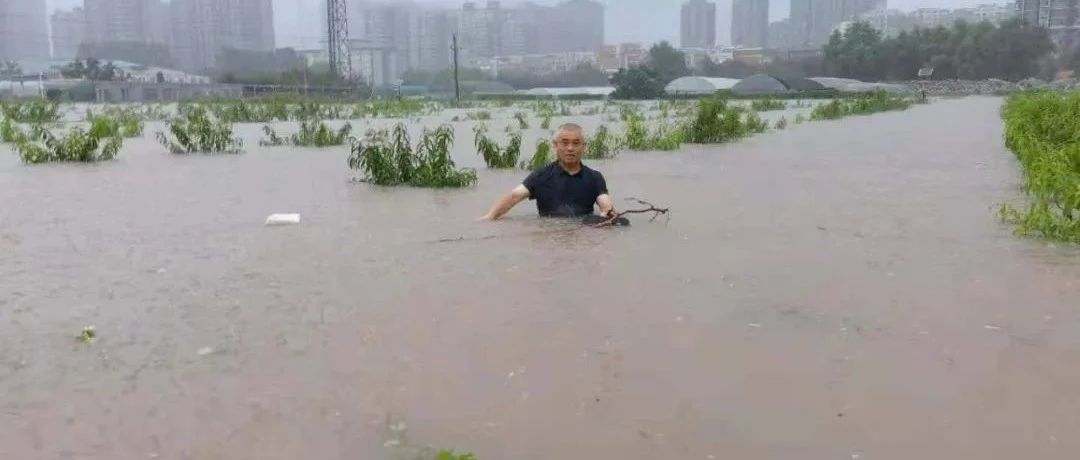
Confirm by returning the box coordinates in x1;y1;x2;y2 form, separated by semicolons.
900;78;1080;96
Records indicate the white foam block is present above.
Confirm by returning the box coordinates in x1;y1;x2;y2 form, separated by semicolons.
265;213;301;225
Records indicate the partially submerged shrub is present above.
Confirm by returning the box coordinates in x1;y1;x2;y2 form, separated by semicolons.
584;124;618;159
15;125;121;164
88;111;144;138
156;106;242;154
474;125;522;168
750;98;787;111
622;106;684;151
348;123;477;187
0;117;27;143
685;97;764;144
1;99;60;123
260;120;352;147
520;139;552;170
810;90;913;120
514;112;529;129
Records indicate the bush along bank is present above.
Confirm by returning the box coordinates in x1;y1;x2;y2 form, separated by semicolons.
1000;90;1080;243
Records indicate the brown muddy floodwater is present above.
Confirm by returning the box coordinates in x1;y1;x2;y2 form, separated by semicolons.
2;97;1080;460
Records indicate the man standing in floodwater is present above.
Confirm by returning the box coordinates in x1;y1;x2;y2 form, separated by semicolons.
482;123;615;220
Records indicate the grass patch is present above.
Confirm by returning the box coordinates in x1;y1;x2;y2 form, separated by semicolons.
474;125;522;168
348;124;477;187
15;125;121;164
999;90;1080;243
157;106;243;154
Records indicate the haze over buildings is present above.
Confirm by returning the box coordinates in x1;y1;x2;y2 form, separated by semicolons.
0;0;50;61
0;0;1043;80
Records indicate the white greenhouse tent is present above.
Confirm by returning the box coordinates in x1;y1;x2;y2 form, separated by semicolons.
664;77;739;95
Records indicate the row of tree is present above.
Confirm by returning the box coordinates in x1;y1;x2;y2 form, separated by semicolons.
823;19;1055;81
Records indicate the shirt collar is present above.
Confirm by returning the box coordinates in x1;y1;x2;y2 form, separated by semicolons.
556;162;585;176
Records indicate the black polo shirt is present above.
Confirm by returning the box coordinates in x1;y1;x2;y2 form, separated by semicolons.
522;162;608;217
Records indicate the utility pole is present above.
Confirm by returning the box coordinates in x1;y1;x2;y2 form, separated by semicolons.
327;0;350;79
452;34;460;101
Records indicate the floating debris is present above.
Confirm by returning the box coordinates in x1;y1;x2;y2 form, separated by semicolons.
265;213;301;226
75;326;96;343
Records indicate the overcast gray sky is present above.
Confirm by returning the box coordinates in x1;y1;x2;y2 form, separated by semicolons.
47;0;1013;49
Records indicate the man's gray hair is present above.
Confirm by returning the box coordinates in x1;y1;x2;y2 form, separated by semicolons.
553;123;585;139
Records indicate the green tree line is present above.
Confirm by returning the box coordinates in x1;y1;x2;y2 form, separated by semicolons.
824;19;1055;82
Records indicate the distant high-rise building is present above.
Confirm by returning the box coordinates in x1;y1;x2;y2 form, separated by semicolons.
791;0;884;48
169;0;275;72
417;9;454;71
716;0;732;46
51;8;87;59
732;0;768;48
84;0;149;43
0;0;50;61
1016;0;1078;28
554;0;604;52
681;0;717;48
457;1;501;63
364;4;416;80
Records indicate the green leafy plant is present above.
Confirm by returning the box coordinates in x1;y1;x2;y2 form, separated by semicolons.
998;90;1080;242
621;106;684;151
540;113;552;130
156;106;242;154
750;98;787;111
260;120;352;147
474;125;522;168
584;124;618;159
0;99;60;123
348;123;477;188
514;112;529;129
15;125;121;164
520;138;552;170
685;97;764;144
0;117;27;143
88;111;144;138
774;116;789;130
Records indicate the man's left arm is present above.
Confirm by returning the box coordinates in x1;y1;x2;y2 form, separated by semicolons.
595;172;614;217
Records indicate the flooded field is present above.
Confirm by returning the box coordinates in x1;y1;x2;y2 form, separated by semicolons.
2;97;1080;459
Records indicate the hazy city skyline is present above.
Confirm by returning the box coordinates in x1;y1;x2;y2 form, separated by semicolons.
44;0;1015;49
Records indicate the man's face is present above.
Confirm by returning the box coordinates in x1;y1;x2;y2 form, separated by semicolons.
553;128;586;165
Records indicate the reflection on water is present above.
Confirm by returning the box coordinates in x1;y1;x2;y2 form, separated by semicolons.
2;97;1080;459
